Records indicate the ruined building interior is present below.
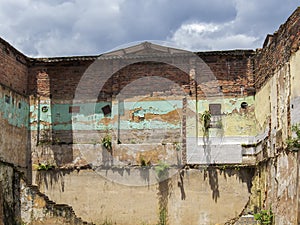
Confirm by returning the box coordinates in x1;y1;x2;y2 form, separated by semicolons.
1;6;300;225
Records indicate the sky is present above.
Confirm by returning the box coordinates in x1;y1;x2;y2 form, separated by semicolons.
0;0;298;57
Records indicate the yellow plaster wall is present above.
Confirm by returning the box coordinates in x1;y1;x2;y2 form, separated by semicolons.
290;50;300;99
255;81;271;131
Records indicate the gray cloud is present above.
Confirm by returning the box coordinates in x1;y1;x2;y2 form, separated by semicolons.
0;0;298;56
168;0;299;51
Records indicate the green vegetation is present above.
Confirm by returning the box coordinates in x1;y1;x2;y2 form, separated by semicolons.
286;124;300;150
217;164;242;171
155;161;169;180
139;156;151;167
173;142;181;151
102;134;112;150
130;139;136;144
36;163;54;171
216;119;223;129
157;208;167;225
254;209;273;224
201;110;211;133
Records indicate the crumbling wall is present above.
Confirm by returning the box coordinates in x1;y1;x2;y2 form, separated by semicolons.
20;180;94;225
0;160;94;225
254;7;300;91
248;152;299;225
32;167;254;225
251;7;300;225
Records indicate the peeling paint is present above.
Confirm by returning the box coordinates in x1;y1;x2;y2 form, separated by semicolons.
0;91;29;128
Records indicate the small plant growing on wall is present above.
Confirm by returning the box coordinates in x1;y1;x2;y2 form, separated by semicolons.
216;119;223;129
102;134;112;150
36;162;55;171
173;142;181;151
158;207;167;225
139;156;151;167
201;110;211;133
286;124;300;151
254;209;273;224
155;161;170;180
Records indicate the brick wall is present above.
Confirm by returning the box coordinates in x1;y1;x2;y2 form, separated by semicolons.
0;38;28;94
28;50;254;101
254;7;300;90
198;50;255;96
28;58;95;100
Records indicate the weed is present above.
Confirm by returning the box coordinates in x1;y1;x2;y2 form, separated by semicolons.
201;110;211;136
286;124;300;150
254;209;273;224
102;134;112;150
37;163;54;171
155;161;169;180
157;208;167;225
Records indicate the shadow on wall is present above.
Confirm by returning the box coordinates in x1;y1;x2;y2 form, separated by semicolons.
203;166;255;203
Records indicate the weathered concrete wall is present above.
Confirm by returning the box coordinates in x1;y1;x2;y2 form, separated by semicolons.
30;96;258;167
32;167;254;225
0;161;21;225
28;48;257;167
254;63;291;157
249;7;300;225
0;84;30;169
254;80;270;132
290;50;300;124
248;152;300;225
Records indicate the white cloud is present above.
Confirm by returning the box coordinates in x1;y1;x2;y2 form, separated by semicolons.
168;21;259;51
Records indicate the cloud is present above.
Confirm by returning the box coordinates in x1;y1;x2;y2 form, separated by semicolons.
168;21;259;51
0;0;237;56
168;0;299;51
0;0;125;56
0;0;298;56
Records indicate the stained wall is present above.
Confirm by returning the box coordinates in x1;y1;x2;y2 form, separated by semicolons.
0;38;30;171
249;7;300;225
33;167;254;225
28;48;257;167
